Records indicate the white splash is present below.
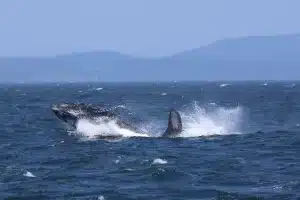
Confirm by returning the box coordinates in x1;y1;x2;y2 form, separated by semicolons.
161;92;167;96
152;158;168;165
75;118;149;139
179;102;243;137
24;171;36;178
66;102;244;140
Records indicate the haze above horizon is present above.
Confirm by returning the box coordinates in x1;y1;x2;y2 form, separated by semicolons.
1;0;299;57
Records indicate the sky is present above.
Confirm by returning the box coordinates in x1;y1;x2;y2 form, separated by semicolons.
0;0;300;57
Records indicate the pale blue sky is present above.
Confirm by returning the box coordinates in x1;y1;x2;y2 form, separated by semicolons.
0;0;299;57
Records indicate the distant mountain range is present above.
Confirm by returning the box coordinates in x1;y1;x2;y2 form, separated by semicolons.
1;34;300;82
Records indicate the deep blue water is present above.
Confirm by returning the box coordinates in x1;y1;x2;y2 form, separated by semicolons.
0;82;300;200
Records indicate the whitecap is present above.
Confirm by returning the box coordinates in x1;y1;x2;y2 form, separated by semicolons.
152;158;168;165
98;195;105;200
220;83;229;88
95;87;103;91
24;171;36;178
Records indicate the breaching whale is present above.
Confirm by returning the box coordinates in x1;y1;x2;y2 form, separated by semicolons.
51;103;183;138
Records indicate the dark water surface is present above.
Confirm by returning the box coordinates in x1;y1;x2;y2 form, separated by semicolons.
0;82;299;199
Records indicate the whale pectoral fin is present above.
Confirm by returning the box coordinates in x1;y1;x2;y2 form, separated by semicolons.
162;108;182;137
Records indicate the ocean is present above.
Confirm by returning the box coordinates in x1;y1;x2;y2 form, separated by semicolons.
0;81;299;199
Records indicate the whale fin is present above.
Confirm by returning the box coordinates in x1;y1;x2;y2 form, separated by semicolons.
162;108;182;137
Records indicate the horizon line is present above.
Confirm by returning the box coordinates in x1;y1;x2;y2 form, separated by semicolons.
1;80;300;85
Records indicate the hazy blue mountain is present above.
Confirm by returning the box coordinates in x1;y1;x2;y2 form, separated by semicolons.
170;34;300;61
1;34;300;82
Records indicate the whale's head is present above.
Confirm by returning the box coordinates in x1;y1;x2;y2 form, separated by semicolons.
52;103;116;128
